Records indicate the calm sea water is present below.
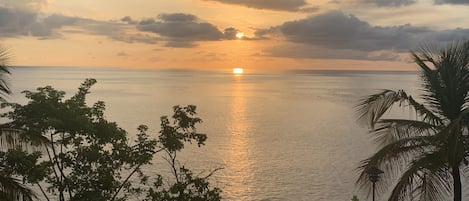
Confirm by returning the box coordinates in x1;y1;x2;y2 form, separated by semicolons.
7;67;420;201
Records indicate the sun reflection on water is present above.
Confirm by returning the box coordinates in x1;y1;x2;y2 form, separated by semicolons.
223;77;254;199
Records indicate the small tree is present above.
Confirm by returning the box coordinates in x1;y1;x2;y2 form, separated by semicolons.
145;105;222;201
0;79;221;201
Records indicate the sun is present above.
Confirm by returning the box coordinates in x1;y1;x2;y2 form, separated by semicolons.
232;68;244;75
235;32;244;39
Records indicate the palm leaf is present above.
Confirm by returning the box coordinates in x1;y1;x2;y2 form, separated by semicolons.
356;90;442;128
0;172;36;201
357;40;469;201
0;46;11;102
357;136;437;194
372;119;438;146
388;151;450;201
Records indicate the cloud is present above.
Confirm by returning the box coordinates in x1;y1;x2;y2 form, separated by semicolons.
109;33;159;44
0;6;159;44
434;0;469;4
361;0;416;7
0;7;242;47
116;51;129;56
136;13;241;47
0;0;50;11
223;27;239;39
205;0;318;12
0;7;37;37
360;0;469;7
0;7;75;38
263;44;401;61
256;11;469;60
76;19;160;44
121;16;137;24
265;11;468;51
137;13;223;42
31;14;80;37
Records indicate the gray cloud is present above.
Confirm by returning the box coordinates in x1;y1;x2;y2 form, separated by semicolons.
223;27;239;39
263;44;400;61
0;7;245;47
0;6;159;44
0;0;50;11
0;7;76;38
121;16;137;24
136;13;242;47
434;0;469;4
0;7;37;37
272;11;467;51
256;11;469;60
361;0;469;7
116;51;129;56
31;14;80;37
362;0;416;7
137;13;223;41
109;33;159;44
205;0;318;12
78;19;160;44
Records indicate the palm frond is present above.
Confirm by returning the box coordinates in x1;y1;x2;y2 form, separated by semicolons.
414;41;469;120
372;119;438;146
0;46;11;102
406;96;444;126
357;136;437;194
357;90;407;128
356;90;442;128
0;129;50;152
0;173;36;201
388;151;450;201
414;169;451;201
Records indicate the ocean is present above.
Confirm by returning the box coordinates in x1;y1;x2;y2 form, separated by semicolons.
7;67;420;201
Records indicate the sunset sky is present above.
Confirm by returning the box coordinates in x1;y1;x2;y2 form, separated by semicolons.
1;0;469;72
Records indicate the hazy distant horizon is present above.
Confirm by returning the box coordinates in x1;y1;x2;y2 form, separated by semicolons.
10;65;420;75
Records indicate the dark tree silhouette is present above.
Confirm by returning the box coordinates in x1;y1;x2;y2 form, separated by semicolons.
357;41;469;201
1;79;221;201
0;46;37;201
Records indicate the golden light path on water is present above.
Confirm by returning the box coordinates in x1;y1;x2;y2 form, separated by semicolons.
223;74;255;199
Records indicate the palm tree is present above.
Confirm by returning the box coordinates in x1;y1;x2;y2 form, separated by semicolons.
0;46;37;201
356;41;469;201
0;46;10;101
0;175;34;201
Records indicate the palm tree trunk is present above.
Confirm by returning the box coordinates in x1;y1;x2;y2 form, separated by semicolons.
452;165;462;201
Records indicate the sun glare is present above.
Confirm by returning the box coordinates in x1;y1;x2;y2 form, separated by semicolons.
233;68;244;75
235;32;244;39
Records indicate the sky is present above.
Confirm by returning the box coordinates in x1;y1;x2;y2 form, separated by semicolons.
1;0;469;72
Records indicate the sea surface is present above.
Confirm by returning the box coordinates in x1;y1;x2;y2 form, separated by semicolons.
7;67;420;201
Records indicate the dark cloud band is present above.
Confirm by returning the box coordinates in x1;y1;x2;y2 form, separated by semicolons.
205;0;318;12
136;13;244;47
256;11;469;60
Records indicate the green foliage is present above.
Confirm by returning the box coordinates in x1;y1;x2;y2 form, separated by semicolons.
145;105;220;201
0;79;221;201
159;105;207;152
146;167;222;201
356;41;469;201
351;195;359;201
